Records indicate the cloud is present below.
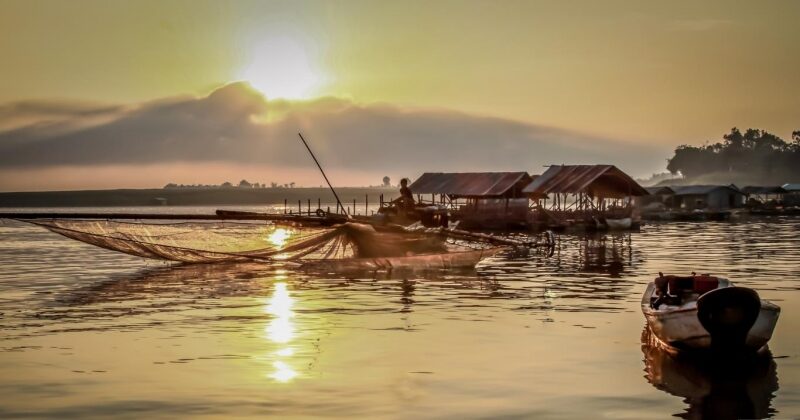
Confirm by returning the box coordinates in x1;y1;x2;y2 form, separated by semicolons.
0;82;666;189
0;100;126;133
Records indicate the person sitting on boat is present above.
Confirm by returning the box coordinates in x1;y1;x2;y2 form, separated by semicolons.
392;178;415;212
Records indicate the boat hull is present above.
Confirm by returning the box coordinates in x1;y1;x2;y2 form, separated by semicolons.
641;283;780;352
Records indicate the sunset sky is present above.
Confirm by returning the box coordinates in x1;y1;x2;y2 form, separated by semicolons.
1;0;798;191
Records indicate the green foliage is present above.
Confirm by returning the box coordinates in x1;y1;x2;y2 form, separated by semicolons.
666;128;800;183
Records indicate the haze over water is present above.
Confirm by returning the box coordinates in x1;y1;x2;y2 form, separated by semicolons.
0;208;798;418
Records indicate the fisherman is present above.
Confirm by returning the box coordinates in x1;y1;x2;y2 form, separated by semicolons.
391;178;415;213
398;178;415;210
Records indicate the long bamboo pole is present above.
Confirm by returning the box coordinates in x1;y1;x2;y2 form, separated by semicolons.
297;132;348;218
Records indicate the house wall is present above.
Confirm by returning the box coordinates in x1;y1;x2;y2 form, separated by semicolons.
461;198;529;218
635;194;674;208
785;192;800;206
677;190;744;210
456;198;530;228
677;194;707;210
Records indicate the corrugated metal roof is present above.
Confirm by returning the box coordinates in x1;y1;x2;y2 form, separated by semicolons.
645;186;675;195
670;185;744;196
409;172;531;197
522;165;649;198
741;186;787;195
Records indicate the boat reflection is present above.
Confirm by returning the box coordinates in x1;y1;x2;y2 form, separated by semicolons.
641;327;779;419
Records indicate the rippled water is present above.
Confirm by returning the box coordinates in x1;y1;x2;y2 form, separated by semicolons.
1;210;799;419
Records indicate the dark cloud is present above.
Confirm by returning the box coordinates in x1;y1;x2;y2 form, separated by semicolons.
0;82;665;176
0;100;123;120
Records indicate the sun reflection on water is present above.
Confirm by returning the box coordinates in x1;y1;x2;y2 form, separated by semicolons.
270;361;298;382
267;228;291;249
265;281;297;382
276;348;294;357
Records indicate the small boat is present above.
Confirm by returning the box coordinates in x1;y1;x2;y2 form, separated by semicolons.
641;273;780;352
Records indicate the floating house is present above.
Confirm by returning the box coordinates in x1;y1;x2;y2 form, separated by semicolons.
637;186;675;207
522;165;649;230
782;184;800;206
669;185;745;211
408;172;533;229
741;186;787;204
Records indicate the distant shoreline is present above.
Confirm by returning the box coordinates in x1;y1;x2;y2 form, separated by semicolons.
0;187;400;208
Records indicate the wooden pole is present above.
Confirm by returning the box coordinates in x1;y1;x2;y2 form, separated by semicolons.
297;133;348;218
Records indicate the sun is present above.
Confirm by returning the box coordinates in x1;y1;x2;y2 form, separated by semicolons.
238;35;323;99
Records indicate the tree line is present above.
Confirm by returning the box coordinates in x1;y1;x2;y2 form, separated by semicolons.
164;180;296;189
666;128;800;185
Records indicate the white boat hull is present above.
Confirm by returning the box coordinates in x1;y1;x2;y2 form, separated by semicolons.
641;282;780;351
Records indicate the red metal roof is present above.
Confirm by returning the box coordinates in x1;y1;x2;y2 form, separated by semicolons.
409;172;532;198
522;165;649;198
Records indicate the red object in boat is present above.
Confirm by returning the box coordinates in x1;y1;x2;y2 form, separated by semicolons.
692;275;720;294
656;274;720;295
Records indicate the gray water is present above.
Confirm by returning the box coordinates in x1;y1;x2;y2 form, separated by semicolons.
0;209;798;419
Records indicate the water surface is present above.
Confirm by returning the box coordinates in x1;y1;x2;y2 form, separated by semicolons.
1;210;798;418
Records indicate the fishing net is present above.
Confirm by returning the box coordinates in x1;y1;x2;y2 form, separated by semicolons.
24;219;500;267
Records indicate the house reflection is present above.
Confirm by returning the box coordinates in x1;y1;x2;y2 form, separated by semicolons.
558;232;634;277
641;328;778;419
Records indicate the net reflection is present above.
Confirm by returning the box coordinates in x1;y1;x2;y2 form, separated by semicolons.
44;232;643;324
29;232;646;344
54;262;283;307
51;262;489;311
641;327;779;419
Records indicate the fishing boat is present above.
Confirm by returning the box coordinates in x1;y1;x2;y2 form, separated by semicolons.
641;273;780;352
